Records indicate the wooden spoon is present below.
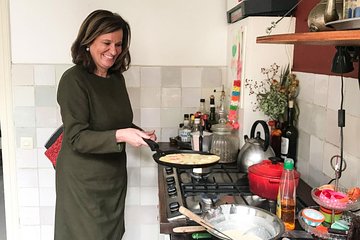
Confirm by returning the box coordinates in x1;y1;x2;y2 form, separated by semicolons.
179;206;234;240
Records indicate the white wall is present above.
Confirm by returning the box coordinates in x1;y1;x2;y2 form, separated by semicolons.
9;0;228;66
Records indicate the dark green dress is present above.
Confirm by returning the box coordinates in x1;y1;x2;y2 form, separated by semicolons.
55;65;133;240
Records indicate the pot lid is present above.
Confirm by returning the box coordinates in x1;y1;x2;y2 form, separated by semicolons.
248;157;300;179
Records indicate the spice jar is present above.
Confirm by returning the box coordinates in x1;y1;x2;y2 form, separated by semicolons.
210;121;239;163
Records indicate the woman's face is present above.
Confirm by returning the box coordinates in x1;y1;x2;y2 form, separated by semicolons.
89;30;123;77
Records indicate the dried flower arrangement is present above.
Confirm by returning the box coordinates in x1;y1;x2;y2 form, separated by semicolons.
245;63;300;123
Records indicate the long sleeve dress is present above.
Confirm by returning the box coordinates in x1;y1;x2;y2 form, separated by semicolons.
54;65;133;240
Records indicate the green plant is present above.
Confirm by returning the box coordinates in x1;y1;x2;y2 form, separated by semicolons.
245;63;299;122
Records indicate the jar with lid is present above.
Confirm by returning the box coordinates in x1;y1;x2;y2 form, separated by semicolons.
210;121;239;163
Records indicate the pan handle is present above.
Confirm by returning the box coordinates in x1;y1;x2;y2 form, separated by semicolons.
143;138;160;152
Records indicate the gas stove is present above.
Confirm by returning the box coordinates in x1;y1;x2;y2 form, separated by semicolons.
162;162;277;222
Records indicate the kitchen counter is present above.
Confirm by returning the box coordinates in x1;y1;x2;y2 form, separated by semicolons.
156;142;317;238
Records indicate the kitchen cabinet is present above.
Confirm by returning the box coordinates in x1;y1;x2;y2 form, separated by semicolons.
256;29;360;46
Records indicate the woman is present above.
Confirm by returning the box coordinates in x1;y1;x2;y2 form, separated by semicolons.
55;10;156;240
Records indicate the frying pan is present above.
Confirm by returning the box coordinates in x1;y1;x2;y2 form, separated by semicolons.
143;139;220;168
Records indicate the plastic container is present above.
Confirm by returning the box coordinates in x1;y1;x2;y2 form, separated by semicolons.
301;208;325;227
276;158;296;231
319;206;343;223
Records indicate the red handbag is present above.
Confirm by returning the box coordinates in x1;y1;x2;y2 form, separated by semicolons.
44;126;63;168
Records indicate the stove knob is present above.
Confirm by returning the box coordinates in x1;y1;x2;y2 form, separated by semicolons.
165;167;174;174
167;185;177;196
169;202;180;212
166;176;175;186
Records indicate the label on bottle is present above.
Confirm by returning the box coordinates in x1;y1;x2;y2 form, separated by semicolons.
179;129;191;142
276;190;281;219
280;137;289;159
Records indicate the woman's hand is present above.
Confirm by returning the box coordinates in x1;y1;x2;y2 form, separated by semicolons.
115;128;156;147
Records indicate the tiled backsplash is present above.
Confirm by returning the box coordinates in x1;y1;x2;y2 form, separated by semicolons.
11;64;225;240
10;64;360;240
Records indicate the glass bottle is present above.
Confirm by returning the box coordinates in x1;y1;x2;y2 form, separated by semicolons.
276;158;296;231
217;85;227;122
179;114;191;142
198;98;206;117
208;95;218;130
268;120;282;158
281;100;298;164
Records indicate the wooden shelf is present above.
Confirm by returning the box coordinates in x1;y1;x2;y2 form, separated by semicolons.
256;30;360;46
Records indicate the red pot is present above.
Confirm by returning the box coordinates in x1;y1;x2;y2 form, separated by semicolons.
248;158;300;200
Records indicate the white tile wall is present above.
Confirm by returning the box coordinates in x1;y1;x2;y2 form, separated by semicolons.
9;64;235;239
34;65;56;86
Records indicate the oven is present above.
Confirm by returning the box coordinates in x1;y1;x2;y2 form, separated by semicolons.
157;143;315;240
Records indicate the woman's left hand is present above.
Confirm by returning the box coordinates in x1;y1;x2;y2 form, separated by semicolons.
144;130;157;141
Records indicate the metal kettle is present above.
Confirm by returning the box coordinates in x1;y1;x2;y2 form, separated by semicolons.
237;120;275;173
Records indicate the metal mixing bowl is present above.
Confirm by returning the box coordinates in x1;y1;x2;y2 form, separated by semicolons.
202;204;285;240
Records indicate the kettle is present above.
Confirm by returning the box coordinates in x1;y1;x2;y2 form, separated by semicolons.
237;120;275;172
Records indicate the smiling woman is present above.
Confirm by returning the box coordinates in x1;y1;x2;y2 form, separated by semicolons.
55;9;157;240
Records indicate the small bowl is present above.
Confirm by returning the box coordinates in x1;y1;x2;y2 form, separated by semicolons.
301;208;325;227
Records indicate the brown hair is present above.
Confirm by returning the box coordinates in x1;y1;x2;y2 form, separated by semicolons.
71;9;131;74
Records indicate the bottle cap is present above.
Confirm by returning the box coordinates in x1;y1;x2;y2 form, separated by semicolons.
284;158;294;170
200;99;205;103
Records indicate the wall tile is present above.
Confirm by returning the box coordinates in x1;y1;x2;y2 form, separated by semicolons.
297;100;313;135
126;146;141;168
313;74;329;107
34;65;55;86
339;153;359;188
132;108;141;127
140;108;160;127
327;75;343;111
12;65;34;86
38;169;55;188
19;207;40;225
125;206;158;225
35;107;58;128
201;67;223;87
36;128;56;148
125;187;140;206
323;143;340;178
140;147;157;167
140;67;161;87
295;72;315;104
140;187;158;205
344;114;360;158
309;136;324;175
41;225;54;240
139;224;160;240
14;86;35;106
296;156;309;183
19;226;41;240
344;76;360;117
39;206;55;225
127;167;140;187
161;67;181;87
35;86;56;107
325;109;339;147
161;88;181;108
55;64;73;87
17;169;38;188
124;66;141;87
39;187;56;206
37;148;54;169
16;149;38;168
160;108;182;128
182;67;202;87
181;87;201;108
160;127;178;142
140;167;158;187
298;130;310;162
18;188;39;206
311;105;327;140
14;106;35;128
127;87;140;108
141;87;161;107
